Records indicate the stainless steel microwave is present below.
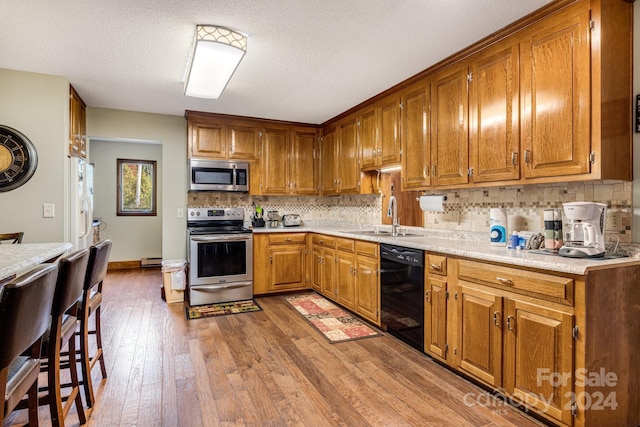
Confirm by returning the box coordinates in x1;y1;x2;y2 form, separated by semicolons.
189;159;249;192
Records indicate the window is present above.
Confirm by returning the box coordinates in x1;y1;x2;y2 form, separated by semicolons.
117;158;157;216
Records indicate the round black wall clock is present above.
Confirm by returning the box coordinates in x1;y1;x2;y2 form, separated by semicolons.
0;124;38;192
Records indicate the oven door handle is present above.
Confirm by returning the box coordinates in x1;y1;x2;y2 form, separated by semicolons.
191;235;252;242
193;283;251;291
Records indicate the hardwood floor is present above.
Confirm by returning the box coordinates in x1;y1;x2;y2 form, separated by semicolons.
6;268;546;427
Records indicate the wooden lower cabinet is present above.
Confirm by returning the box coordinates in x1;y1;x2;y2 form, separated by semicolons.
457;283;503;388
422;255;640;427
311;234;380;325
253;233;309;294
503;299;574;426
424;255;448;362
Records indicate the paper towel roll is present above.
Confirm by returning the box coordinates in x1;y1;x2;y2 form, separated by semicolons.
419;195;445;212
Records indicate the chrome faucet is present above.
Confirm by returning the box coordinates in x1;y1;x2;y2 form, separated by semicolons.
388;194;399;236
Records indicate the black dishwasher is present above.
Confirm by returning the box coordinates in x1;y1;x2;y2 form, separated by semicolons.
380;244;424;352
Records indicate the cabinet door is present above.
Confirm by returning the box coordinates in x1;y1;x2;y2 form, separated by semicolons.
457;283;503;387
431;65;470;187
379;97;401;166
355;255;379;325
321;248;337;299
425;275;447;361
228;124;259;160
503;299;574;426
311;245;322;292
336;252;356;310
269;244;306;291
191;122;227;158
338;118;360;193
252;234;270;294
401;84;431;189
359;108;378;170
320;127;338;195
290;129;319;195
520;9;591;179
260;128;290;194
469;44;520;183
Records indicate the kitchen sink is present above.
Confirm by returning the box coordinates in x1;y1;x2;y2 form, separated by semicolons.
346;230;422;237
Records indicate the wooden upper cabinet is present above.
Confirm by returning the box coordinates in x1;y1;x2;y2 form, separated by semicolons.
186;112;259;160
320;126;338;196
260;127;290;194
338;117;360;193
401;83;431;190
290;128;319;195
520;7;591;179
469;43;520;183
431;64;469;187
358;108;378;170
228;124;260;160
69;85;87;159
190;121;226;158
378;96;401;166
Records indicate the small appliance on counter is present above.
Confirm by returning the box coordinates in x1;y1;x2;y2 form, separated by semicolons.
282;214;301;227
266;210;280;228
559;202;607;258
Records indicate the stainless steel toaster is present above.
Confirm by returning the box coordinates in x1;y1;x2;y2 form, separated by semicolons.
282;214;301;227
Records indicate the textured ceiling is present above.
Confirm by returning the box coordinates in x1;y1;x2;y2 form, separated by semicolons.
0;0;552;124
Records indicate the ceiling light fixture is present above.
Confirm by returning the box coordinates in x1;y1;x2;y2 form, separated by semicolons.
184;25;247;99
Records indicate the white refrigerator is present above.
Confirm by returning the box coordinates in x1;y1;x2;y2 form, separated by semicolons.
69;156;94;250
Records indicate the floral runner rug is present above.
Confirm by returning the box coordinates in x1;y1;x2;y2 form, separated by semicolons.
284;292;381;343
185;299;262;320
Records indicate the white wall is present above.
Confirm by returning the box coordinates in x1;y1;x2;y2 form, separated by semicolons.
0;69;69;243
91;140;163;262
86;108;187;260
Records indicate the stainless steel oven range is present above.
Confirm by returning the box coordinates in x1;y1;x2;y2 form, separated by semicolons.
187;207;253;306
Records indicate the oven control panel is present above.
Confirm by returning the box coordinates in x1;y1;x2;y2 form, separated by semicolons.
187;207;244;220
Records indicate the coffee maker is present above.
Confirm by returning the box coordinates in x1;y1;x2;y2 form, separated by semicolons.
558;202;607;258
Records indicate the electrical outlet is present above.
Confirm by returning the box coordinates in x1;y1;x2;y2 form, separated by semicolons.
43;203;55;218
177;208;185;218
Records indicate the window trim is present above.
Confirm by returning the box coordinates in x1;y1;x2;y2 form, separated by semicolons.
116;158;157;216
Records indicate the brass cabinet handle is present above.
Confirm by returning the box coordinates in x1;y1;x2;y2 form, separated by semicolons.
429;263;442;272
425;290;431;303
496;277;513;286
511;152;518;165
493;311;501;327
524;149;531;164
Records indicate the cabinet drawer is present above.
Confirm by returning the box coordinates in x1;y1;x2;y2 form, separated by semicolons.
335;237;355;252
268;233;306;245
312;234;336;248
457;259;574;305
355;240;378;258
427;254;447;276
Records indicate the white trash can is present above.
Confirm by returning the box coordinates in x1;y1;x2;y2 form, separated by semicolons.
161;259;187;303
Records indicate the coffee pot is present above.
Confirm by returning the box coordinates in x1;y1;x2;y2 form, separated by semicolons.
558;202;607;258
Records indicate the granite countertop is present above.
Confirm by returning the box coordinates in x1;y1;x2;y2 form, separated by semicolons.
252;224;640;275
0;242;73;280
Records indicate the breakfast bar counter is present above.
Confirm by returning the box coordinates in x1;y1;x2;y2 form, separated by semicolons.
0;242;73;281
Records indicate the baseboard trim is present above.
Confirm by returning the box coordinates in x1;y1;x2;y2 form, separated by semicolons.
108;260;144;270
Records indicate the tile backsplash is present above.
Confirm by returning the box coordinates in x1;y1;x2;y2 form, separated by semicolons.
189;180;632;242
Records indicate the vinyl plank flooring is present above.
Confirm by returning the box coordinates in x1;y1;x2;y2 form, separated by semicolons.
6;268;547;427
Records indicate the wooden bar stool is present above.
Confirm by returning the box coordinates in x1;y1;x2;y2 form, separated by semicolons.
79;239;112;408
0;264;58;427
41;249;90;426
0;232;24;244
